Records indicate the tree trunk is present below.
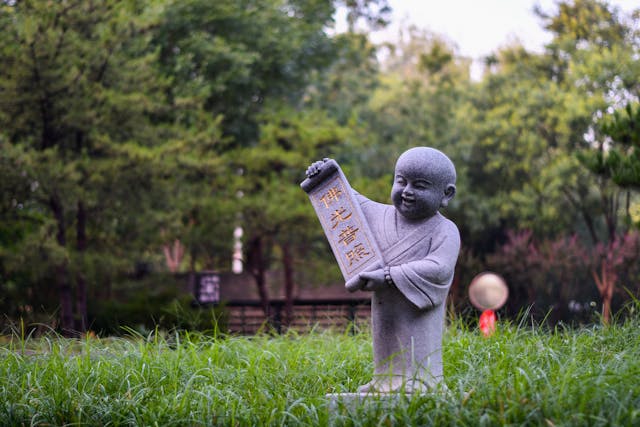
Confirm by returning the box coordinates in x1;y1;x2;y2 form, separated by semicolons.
163;239;185;272
56;264;74;335
50;195;74;335
75;200;88;333
602;295;612;325
592;259;615;325
281;243;295;327
562;188;598;244
602;189;618;244
189;248;197;301
248;236;270;318
625;190;631;232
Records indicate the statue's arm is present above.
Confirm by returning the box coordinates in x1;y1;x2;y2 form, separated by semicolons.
401;236;459;282
388;222;460;309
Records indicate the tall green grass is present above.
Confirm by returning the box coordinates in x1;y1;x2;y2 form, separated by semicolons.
1;316;640;426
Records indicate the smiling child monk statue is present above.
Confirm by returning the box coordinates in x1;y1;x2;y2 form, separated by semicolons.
306;147;460;394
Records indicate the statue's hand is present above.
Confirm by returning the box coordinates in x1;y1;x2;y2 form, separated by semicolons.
345;261;382;292
305;158;330;178
359;268;387;292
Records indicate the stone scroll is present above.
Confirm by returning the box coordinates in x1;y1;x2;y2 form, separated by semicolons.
300;160;383;288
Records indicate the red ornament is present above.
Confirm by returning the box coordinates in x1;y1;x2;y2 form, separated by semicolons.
479;309;496;337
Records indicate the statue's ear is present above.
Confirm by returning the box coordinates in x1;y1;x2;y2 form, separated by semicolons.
440;184;456;207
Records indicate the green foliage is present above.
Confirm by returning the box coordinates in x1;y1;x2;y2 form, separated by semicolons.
0;0;231;332
338;0;391;31
154;0;336;144
451;0;640;258
459;50;568;240
88;274;228;335
461;37;640;316
305;32;381;126
345;27;470;187
3;316;640;425
580;102;640;189
233;106;350;300
537;0;630;52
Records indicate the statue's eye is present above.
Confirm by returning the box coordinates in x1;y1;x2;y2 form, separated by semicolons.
413;180;431;190
395;176;406;185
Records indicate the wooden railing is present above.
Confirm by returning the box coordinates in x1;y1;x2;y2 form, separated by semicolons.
223;298;371;334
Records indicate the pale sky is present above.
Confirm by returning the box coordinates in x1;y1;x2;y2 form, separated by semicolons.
369;0;639;60
357;0;638;79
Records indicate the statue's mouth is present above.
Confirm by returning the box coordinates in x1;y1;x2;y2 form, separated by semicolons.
401;196;415;205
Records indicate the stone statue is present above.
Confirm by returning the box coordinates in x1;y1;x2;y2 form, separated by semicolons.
305;147;460;394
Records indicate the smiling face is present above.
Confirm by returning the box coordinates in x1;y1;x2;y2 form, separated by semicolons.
390;148;456;221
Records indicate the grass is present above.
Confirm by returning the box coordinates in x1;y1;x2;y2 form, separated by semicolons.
1;316;640;426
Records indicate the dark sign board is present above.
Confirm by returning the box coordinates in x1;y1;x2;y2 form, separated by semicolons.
196;272;220;305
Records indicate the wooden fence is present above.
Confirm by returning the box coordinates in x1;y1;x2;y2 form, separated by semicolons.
223;298;371;334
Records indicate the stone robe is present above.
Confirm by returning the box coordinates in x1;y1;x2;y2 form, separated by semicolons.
357;195;460;392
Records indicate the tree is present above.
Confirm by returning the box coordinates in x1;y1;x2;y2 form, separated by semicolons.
536;0;630;55
336;0;391;32
0;0;159;333
550;1;640;322
0;0;229;334
459;0;640;322
602;103;640;188
577;101;640;323
232;106;348;322
457;44;582;250
154;0;337;147
0;0;397;332
454;1;639;248
581;103;640;190
304;32;381;126
588;232;640;324
540;0;639;245
152;0;393;323
351;27;471;191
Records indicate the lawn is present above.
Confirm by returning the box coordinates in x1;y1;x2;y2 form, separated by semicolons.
1;314;640;426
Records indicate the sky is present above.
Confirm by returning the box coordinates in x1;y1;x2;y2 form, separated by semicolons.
361;0;639;78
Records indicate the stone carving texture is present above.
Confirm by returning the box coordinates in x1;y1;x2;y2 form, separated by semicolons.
303;147;460;393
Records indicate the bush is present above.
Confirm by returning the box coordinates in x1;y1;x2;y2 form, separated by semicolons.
88;273;228;335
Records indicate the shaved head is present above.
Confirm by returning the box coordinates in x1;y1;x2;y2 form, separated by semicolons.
395;147;456;186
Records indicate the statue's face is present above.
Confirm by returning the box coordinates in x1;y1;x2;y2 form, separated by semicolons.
391;161;448;221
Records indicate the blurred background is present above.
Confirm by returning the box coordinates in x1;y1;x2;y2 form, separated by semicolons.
1;0;639;335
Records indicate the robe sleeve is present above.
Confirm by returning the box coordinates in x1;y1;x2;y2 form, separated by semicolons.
389;220;460;310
